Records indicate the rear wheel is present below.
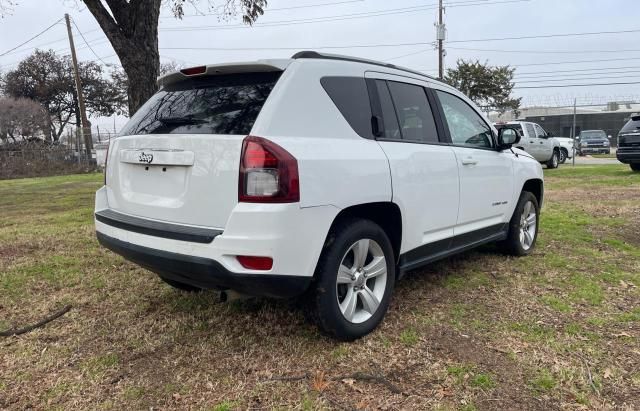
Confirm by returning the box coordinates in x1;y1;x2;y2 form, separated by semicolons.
546;150;559;169
631;163;640;172
159;276;202;292
311;219;395;340
501;191;539;256
559;148;568;164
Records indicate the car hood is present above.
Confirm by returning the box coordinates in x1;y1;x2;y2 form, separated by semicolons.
512;147;535;160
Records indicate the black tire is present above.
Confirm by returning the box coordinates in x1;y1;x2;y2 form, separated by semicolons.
559;148;568;164
501;191;540;256
546;150;559;169
631;163;640;172
310;219;395;341
159;276;202;292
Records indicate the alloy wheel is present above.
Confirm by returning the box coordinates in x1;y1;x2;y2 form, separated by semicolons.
519;201;537;250
336;239;387;324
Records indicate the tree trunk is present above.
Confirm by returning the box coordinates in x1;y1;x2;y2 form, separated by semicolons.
82;0;161;115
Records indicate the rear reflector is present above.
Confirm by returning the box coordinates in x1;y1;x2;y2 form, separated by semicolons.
180;66;207;76
236;255;273;271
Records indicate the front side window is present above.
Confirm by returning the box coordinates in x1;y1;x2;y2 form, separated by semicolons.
534;124;547;138
436;91;493;149
387;81;439;143
120;72;281;136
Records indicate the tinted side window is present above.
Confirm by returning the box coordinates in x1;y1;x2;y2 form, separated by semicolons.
120;72;281;136
387;81;439;143
321;77;373;138
436;91;493;149
374;80;401;139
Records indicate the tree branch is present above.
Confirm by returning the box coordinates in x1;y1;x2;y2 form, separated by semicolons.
0;305;72;337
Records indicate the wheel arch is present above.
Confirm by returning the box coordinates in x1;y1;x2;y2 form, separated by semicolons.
521;178;544;207
325;202;402;265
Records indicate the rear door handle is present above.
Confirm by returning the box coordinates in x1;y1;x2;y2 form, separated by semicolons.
461;157;478;165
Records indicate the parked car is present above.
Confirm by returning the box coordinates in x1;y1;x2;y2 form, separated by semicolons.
577;130;611;155
493;121;561;168
552;136;575;164
95;51;544;340
617;115;640;172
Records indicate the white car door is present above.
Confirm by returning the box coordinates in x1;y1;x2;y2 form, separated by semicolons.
366;74;459;264
523;122;542;160
534;124;553;160
434;90;515;237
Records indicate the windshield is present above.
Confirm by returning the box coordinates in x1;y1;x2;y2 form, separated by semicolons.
620;118;640;134
580;130;607;140
120;72;281;136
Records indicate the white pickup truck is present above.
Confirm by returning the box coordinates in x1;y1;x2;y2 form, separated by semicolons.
494;121;562;168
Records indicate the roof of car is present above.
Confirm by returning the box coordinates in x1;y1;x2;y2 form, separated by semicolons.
157;51;446;88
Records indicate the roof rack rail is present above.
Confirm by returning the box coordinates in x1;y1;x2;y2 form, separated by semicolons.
291;50;440;83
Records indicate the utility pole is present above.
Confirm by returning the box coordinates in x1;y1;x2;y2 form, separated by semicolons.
571;98;577;167
65;13;93;158
437;0;445;79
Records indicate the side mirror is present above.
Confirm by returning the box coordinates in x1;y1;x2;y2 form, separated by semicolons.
497;127;520;149
546;131;554;137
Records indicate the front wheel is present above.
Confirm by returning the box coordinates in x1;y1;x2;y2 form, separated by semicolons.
311;219;395;340
546;150;559;169
501;191;540;256
559;148;568;164
631;163;640;172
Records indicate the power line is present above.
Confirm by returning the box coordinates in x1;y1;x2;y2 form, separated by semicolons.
516;74;640;84
516;65;640;76
71;18;109;65
448;27;640;44
514;81;640;89
515;68;640;79
160;0;529;32
160;0;367;19
447;45;640;54
0;18;64;57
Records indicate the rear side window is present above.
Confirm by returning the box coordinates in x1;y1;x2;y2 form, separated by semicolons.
374;80;401;139
621;117;640;133
387;81;439;143
120;72;281;136
320;77;373;138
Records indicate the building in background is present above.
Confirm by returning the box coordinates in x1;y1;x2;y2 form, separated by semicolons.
490;102;640;146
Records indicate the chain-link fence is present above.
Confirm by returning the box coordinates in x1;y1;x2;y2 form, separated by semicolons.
0;146;98;179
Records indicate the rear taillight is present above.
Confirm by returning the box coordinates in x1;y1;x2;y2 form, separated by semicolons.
238;136;299;203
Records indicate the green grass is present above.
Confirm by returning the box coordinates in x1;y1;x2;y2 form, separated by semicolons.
399;328;419;346
530;369;557;393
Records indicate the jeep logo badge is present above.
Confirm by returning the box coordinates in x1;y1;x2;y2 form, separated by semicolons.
138;152;153;164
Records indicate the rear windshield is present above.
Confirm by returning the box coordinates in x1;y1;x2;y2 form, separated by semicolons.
580;130;606;140
120;72;281;136
620;117;640;133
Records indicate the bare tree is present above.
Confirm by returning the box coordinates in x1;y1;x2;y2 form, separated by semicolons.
0;97;49;143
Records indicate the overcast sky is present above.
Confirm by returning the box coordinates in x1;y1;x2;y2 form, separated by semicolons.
1;0;639;131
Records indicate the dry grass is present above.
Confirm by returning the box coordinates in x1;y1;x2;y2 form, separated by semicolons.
1;165;639;410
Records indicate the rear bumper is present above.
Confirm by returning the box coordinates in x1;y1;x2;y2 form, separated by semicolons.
97;232;310;297
616;149;640;164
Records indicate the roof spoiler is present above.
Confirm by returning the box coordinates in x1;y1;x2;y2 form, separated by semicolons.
157;60;290;88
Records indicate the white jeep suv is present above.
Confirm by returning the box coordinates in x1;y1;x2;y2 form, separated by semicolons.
95;52;544;340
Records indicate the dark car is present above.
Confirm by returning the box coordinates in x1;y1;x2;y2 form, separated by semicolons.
577;130;611;155
617;115;640;172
